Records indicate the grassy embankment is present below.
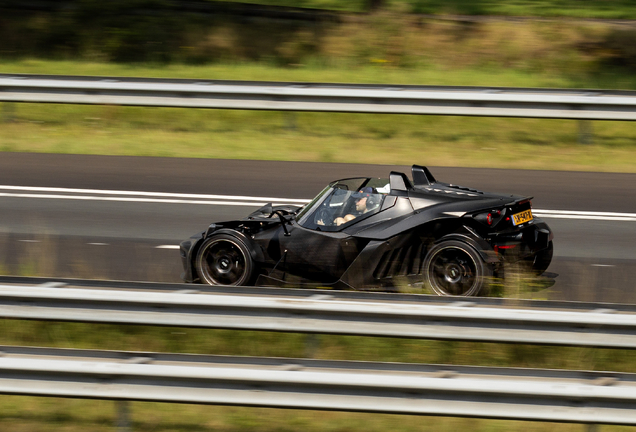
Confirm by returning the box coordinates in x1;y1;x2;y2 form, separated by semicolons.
3;60;636;172
223;0;636;18
2;12;636;172
2;7;636;431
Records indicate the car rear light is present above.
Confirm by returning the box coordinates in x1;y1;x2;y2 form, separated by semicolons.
494;244;517;253
474;209;503;227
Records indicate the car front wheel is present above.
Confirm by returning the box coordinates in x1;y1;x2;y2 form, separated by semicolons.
195;234;254;286
423;240;490;296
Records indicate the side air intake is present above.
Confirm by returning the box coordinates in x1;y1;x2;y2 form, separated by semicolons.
373;243;426;280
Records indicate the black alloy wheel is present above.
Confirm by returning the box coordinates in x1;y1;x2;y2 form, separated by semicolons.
529;240;554;276
195;234;254;286
423;240;488;296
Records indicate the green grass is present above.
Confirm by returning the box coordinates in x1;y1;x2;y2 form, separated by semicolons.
4;397;622;432
0;58;610;87
1;318;635;431
2;11;636;174
2;95;636;172
0;320;619;370
218;0;636;19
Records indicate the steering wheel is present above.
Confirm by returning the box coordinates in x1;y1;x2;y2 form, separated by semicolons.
315;208;333;226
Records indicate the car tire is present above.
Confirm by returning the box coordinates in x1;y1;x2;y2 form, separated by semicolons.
423;240;490;296
529;240;553;276
195;234;254;286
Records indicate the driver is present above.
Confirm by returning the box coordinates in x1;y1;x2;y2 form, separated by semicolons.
334;187;374;226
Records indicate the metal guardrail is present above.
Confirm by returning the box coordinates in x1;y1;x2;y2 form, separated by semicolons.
7;275;636;310
2;279;636;429
2;281;636;348
1;345;634;425
1;74;636;120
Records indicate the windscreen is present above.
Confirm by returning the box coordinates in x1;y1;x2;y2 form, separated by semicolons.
297;178;390;231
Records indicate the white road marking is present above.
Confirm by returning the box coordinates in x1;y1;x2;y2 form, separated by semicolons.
533;213;636;222
18;239;40;243
0;192;300;207
0;185;308;204
591;264;616;267
88;242;109;246
535;209;636;217
533;209;636;222
1;185;634;222
156;245;180;249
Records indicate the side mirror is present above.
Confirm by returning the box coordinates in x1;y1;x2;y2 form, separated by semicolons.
261;203;273;216
247;203;274;219
272;210;291;236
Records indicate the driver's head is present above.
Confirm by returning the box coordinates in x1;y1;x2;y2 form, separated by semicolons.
354;187;374;212
355;196;367;212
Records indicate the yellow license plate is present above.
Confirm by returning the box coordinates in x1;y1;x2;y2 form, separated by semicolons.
512;209;533;226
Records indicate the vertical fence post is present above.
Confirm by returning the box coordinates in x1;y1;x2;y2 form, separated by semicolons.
284;112;297;131
305;294;332;357
2;102;16;123
116;400;131;432
578;120;593;145
305;333;320;358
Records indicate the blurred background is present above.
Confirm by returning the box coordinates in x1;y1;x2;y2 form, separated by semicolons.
1;1;636;431
1;0;636;168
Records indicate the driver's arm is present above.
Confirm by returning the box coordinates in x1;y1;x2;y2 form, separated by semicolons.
335;214;356;226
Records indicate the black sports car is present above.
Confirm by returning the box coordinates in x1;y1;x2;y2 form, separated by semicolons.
180;165;553;296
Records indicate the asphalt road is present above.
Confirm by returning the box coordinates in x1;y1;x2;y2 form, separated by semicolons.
0;153;634;303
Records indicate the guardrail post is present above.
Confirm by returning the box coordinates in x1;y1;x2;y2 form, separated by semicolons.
578;120;593;145
2;102;15;123
305;333;320;358
285;112;297;131
116;400;131;432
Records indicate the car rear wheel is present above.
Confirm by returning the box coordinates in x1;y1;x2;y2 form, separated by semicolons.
195;234;254;286
528;240;553;276
423;240;490;296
